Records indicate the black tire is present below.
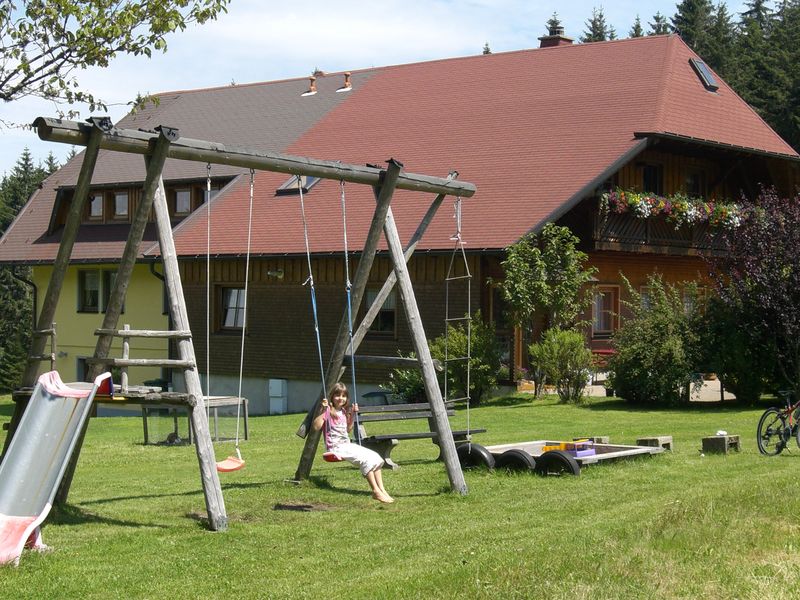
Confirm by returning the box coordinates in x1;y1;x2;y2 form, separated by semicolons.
534;450;581;476
495;449;536;472
456;443;495;470
757;407;787;456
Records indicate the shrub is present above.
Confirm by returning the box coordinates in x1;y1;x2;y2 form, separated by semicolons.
383;311;502;406
429;311;502;406
608;275;702;406
697;297;776;404
529;328;593;404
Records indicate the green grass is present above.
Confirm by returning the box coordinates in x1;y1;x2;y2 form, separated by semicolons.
3;393;800;599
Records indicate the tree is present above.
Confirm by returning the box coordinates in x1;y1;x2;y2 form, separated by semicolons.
581;7;613;42
648;11;671;35
740;0;773;30
709;189;800;395
0;148;56;390
671;0;715;56
629;15;645;38
499;224;596;333
704;2;736;76
546;12;563;33
0;0;230;115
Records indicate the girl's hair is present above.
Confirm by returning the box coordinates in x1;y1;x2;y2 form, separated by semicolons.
328;382;349;407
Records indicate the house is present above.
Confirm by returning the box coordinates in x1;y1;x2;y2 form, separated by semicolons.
1;32;798;414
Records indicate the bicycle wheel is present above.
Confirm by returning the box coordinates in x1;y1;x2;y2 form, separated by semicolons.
757;407;787;456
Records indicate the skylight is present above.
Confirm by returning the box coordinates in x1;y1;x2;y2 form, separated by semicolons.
276;174;321;195
689;58;719;92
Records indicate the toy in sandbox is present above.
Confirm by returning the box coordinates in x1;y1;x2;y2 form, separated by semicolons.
456;437;667;476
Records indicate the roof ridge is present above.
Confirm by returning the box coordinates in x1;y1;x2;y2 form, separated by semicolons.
652;35;681;131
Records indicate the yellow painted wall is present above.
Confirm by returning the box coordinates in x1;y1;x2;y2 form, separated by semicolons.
32;263;169;383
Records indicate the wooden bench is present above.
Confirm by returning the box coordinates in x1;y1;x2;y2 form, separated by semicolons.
354;402;485;470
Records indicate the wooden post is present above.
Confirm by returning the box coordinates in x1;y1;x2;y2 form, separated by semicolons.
56;128;174;504
121;324;130;393
2;125;102;459
294;160;401;481
382;208;468;495
148;159;228;532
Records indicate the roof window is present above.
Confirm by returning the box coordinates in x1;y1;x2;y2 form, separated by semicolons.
689;58;719;92
276;174;321;195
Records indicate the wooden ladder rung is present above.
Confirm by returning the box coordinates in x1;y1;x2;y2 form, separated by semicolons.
85;358;195;369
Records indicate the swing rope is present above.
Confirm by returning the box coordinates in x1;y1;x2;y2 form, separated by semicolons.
444;196;472;448
208;167;252;473
299;179;328;400
231;168;255;462
339;180;362;444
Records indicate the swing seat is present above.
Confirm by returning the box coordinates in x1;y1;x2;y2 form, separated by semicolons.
216;456;245;472
323;452;344;463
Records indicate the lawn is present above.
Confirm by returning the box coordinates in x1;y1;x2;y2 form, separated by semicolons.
2;392;800;599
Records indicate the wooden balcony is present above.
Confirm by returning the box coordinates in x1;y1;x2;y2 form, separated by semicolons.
592;212;724;256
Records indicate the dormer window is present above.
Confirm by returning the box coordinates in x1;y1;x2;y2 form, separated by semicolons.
689;58;719;92
88;194;103;220
113;191;129;220
276;174;321;195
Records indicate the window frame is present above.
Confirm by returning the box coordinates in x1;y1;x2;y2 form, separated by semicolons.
87;193;104;221
591;285;620;340
78;269;101;313
218;286;247;331
174;188;192;216
112;191;129;221
364;288;397;337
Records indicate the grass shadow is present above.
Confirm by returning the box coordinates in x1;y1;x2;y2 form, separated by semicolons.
79;481;269;506
50;503;162;529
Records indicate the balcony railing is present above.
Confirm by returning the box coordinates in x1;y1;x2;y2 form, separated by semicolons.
593;212;724;254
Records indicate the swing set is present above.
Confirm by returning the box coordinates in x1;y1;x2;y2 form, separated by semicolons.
8;116;474;531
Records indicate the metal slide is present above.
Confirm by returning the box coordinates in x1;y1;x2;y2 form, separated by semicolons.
0;370;110;566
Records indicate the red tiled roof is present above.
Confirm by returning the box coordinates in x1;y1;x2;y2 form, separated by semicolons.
2;35;796;264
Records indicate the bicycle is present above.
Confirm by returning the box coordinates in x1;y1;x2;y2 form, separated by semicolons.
756;390;800;456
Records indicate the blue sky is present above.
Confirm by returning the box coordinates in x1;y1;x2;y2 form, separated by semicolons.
0;0;750;176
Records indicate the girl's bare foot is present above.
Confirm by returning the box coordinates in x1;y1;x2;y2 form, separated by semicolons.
372;491;393;504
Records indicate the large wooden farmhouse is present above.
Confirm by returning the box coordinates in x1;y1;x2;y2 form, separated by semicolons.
1;33;798;414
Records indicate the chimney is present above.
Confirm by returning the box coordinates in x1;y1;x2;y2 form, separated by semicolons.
301;76;317;97
336;72;352;93
538;25;573;48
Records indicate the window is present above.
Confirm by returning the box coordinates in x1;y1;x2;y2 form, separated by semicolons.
683;286;706;315
88;194;103;220
78;269;124;313
365;288;396;334
689;58;719;92
592;286;619;339
641;164;663;195
275;174;321;195
639;286;652;311
113;191;129;219
684;170;706;197
175;189;192;215
78;270;100;312
221;287;246;329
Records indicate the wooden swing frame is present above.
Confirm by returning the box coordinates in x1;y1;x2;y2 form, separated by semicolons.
5;116;476;531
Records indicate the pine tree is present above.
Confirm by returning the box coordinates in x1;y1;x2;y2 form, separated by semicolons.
582;7;612;42
648;11;671;34
630;15;645;37
761;0;800;151
705;2;736;76
546;12;563;33
0;148;49;391
740;0;773;30
671;0;715;56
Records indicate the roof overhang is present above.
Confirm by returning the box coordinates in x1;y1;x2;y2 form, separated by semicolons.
634;131;800;162
526;137;654;237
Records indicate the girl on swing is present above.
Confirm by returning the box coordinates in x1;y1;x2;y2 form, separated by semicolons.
312;382;394;504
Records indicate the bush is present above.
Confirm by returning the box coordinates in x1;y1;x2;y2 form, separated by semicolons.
608;275;702;406
529;328;593;404
383;311;502;406
697;297;776;404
